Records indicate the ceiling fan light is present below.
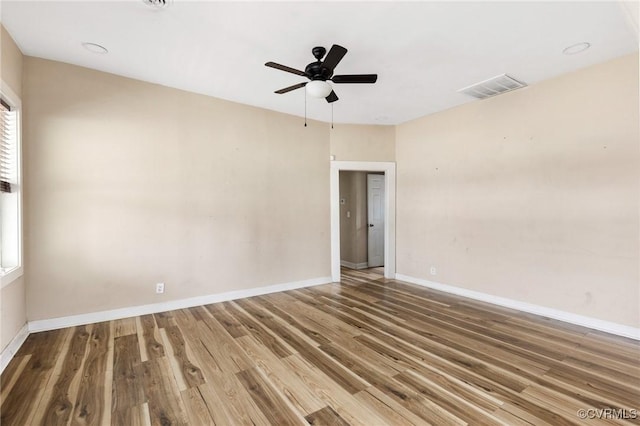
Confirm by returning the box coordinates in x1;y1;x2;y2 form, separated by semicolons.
306;80;332;98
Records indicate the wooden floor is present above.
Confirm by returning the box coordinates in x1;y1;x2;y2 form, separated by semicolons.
2;268;639;425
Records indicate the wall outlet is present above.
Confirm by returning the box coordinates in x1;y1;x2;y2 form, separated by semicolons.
155;283;165;294
430;266;437;276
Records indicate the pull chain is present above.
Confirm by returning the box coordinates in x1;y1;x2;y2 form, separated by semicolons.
304;89;307;127
331;103;334;129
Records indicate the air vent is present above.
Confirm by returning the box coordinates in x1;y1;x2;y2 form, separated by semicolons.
458;74;527;100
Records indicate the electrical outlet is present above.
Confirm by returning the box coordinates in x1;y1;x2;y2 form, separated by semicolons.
430;266;437;276
156;283;165;294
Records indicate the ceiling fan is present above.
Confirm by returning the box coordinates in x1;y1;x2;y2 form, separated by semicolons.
265;44;377;103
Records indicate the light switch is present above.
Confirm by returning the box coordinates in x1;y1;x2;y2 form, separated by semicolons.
347;211;351;218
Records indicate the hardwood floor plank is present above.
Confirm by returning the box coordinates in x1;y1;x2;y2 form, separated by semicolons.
180;387;215;426
114;317;138;338
111;403;152;426
543;365;640;409
353;334;505;413
280;354;389;426
318;342;467;425
197;316;254;373
103;321;116;425
305;406;350;426
152;311;176;329
141;357;189;426
162;325;206;389
0;354;31;403
521;385;628;426
572;335;640;367
258;295;362;342
2;268;637;425
253;295;332;345
562;351;640;384
136;316;150;362
353;387;426;426
236;366;308;425
40;326;91;426
1;329;68;426
235;335;326;416
27;327;76;425
493;403;547;426
223;301;295;358
394;369;504;426
236;300;369;395
112;334;146;413
205;302;248;338
530;372;640;422
174;316;272;424
187;305;213;323
139;314;165;360
199;374;272;425
70;322;111;426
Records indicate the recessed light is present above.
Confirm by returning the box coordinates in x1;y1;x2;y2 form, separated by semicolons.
142;0;172;9
562;42;591;55
82;42;108;54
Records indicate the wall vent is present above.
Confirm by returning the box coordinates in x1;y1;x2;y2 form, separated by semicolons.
458;74;527;100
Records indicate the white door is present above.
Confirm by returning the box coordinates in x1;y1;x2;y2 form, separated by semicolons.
367;174;385;267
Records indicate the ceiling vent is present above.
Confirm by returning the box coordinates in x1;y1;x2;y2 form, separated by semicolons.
458;74;527;100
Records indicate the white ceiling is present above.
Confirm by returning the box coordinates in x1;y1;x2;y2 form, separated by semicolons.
1;1;638;125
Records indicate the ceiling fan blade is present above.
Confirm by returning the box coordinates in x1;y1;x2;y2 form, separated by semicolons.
265;62;306;77
332;74;378;84
325;90;339;103
275;82;307;94
321;45;348;73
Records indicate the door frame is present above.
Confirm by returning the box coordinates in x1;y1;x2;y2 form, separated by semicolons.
330;161;396;282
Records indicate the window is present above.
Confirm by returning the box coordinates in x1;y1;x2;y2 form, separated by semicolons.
0;85;22;286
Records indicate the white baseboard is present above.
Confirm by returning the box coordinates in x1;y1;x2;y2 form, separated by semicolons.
395;274;640;341
28;276;332;333
0;323;29;374
340;261;369;270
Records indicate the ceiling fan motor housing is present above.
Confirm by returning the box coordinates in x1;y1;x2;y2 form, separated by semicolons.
305;61;333;81
305;46;333;80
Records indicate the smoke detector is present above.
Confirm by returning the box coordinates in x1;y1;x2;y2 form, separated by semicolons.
458;74;527;100
142;0;172;9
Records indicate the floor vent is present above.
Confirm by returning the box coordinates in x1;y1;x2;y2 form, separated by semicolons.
458;74;527;100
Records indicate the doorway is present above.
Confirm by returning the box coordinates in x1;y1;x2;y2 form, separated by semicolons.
330;161;396;282
367;173;385;268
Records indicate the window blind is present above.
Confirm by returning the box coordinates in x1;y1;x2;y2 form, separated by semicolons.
0;99;16;193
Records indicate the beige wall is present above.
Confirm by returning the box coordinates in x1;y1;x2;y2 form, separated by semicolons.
330;124;395;162
23;57;331;321
396;53;639;327
339;171;368;266
1;25;26;351
1;277;26;349
1;25;23;96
